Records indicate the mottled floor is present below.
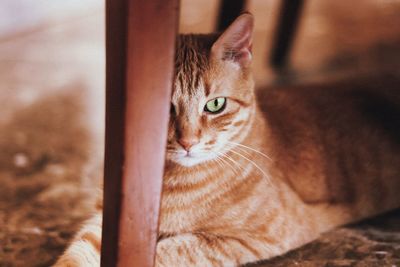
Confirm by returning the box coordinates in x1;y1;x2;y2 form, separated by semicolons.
1;1;400;266
0;88;100;267
254;210;400;267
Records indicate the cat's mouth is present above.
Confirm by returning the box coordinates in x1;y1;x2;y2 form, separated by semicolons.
184;151;195;158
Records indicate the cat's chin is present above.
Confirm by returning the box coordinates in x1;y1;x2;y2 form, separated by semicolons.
168;153;213;167
172;157;208;167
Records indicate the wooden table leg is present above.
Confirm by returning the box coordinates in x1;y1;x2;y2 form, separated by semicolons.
101;0;179;266
216;0;246;31
269;0;304;70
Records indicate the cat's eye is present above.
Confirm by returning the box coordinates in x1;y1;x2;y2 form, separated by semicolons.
204;97;226;114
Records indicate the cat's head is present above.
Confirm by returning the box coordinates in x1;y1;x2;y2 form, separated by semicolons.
167;13;255;167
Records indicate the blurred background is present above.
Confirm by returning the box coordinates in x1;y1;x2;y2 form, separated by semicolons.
0;0;399;266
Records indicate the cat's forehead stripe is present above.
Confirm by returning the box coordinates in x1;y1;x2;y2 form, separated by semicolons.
174;34;218;97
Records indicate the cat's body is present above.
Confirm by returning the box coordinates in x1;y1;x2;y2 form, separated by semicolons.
54;14;400;267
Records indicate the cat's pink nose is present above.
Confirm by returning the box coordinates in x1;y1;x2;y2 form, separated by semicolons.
178;137;199;151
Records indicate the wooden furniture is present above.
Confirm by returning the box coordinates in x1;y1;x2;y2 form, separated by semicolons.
217;0;246;31
216;0;304;70
101;0;179;266
269;0;304;70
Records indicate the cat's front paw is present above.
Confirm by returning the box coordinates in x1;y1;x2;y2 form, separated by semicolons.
52;238;100;267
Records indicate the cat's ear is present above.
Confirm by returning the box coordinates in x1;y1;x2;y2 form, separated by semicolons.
211;13;254;67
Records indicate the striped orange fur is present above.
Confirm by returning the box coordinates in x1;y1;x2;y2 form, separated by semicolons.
54;13;400;266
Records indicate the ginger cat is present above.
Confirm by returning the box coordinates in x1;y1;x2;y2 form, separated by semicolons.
54;14;400;266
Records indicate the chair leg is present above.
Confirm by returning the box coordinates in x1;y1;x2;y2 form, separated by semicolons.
101;0;179;266
216;0;246;31
269;0;304;70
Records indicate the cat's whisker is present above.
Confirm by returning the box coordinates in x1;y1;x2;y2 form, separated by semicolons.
213;157;225;170
214;151;244;174
217;151;247;175
229;149;271;184
211;151;241;175
213;156;235;175
209;152;225;168
221;155;243;175
226;141;272;161
230;145;253;158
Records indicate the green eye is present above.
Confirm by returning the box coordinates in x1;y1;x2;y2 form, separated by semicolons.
204;97;226;114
